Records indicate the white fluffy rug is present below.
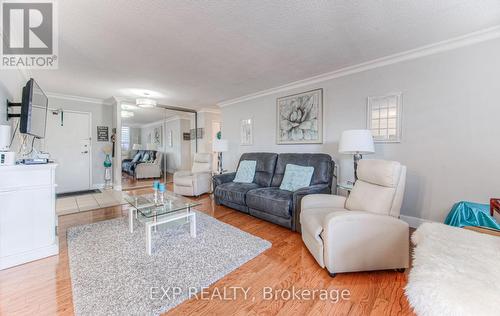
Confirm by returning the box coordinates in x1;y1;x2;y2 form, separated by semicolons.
405;223;500;316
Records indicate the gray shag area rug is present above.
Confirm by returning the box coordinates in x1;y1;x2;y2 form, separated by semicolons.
67;211;271;315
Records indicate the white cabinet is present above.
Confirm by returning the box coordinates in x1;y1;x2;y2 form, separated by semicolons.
0;164;59;270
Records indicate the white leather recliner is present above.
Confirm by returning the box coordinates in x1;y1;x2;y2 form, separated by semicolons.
300;159;409;277
173;153;212;196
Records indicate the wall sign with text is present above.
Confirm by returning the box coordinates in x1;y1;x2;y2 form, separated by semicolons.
97;126;109;142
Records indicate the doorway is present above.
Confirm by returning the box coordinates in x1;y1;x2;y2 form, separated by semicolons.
44;109;92;193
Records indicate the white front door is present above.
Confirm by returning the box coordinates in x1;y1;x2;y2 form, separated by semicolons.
45;110;92;193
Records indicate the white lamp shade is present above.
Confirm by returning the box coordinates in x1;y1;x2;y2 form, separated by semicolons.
338;129;375;154
213;139;228;152
132;144;142;150
146;143;158;151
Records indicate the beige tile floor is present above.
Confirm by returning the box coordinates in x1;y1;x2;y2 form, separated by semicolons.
56;190;129;216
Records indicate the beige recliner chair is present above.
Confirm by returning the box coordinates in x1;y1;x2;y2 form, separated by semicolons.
173;153;212;196
300;159;409;277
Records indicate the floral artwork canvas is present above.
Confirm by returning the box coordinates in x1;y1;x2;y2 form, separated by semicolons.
276;88;323;144
152;126;162;147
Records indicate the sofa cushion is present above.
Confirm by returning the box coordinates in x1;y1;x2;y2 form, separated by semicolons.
141;152;150;162
233;160;257;183
238;153;278;187
215;182;260;205
279;164;314;191
345;180;396;215
271;153;333;187
357;159;401;188
246;187;294;218
131;152;142;163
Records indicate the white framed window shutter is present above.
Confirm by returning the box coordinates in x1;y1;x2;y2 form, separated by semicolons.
367;93;402;143
121;126;130;150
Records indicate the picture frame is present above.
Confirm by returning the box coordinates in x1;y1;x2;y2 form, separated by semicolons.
240;118;253;145
152;126;163;147
367;92;402;143
276;88;323;144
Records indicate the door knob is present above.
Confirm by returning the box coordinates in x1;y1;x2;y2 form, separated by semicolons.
82;151;89;154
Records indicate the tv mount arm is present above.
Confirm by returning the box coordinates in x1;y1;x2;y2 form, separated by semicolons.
6;99;21;121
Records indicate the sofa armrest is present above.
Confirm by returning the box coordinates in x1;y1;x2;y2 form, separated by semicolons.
192;172;212;195
212;172;236;189
301;194;347;210
322;211;409;273
292;184;331;232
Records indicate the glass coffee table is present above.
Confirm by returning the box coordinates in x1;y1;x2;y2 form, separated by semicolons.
123;191;201;255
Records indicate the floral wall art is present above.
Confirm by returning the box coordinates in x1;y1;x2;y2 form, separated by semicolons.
276;88;323;144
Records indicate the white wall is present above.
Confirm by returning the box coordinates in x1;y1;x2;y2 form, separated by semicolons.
194;111;221;154
179;119;192;170
221;38;500;222
0;69;27;127
0;82;12;126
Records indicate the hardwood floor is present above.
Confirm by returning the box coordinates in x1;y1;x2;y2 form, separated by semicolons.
0;187;415;315
121;173;173;191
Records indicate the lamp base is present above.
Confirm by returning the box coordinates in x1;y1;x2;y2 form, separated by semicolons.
353;153;363;180
217;152;223;175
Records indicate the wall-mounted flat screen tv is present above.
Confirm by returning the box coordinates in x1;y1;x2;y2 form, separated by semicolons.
20;78;48;138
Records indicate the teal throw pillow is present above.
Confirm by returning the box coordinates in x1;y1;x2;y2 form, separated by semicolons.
233;160;257;183
279;164;315;191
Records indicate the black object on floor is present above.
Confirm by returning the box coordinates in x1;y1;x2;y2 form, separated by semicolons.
57;189;102;198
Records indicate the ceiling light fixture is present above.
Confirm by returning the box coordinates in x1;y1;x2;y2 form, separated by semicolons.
136;98;157;108
121;110;134;118
121;103;138;110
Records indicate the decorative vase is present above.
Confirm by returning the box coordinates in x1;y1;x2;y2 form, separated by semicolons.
104;154;112;189
104;154;112;168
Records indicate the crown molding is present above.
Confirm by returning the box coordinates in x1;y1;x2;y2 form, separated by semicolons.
198;107;221;114
46;92;111;105
218;25;500;107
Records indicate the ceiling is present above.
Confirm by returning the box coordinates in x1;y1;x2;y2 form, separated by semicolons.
6;1;500;109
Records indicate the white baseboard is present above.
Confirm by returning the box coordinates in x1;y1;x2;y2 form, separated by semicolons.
0;242;59;270
400;215;433;228
94;183;122;191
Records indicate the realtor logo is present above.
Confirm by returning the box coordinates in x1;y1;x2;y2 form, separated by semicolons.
1;0;58;68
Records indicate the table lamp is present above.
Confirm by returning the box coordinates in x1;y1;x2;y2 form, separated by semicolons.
132;144;142;151
213;139;228;174
146;143;158;151
338;129;375;180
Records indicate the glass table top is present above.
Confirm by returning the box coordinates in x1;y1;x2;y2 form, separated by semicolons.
123;191;201;218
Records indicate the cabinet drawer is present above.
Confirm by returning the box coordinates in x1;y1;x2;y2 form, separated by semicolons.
0;168;53;191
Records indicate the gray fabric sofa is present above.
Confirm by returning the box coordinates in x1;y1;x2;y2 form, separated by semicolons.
213;153;335;232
